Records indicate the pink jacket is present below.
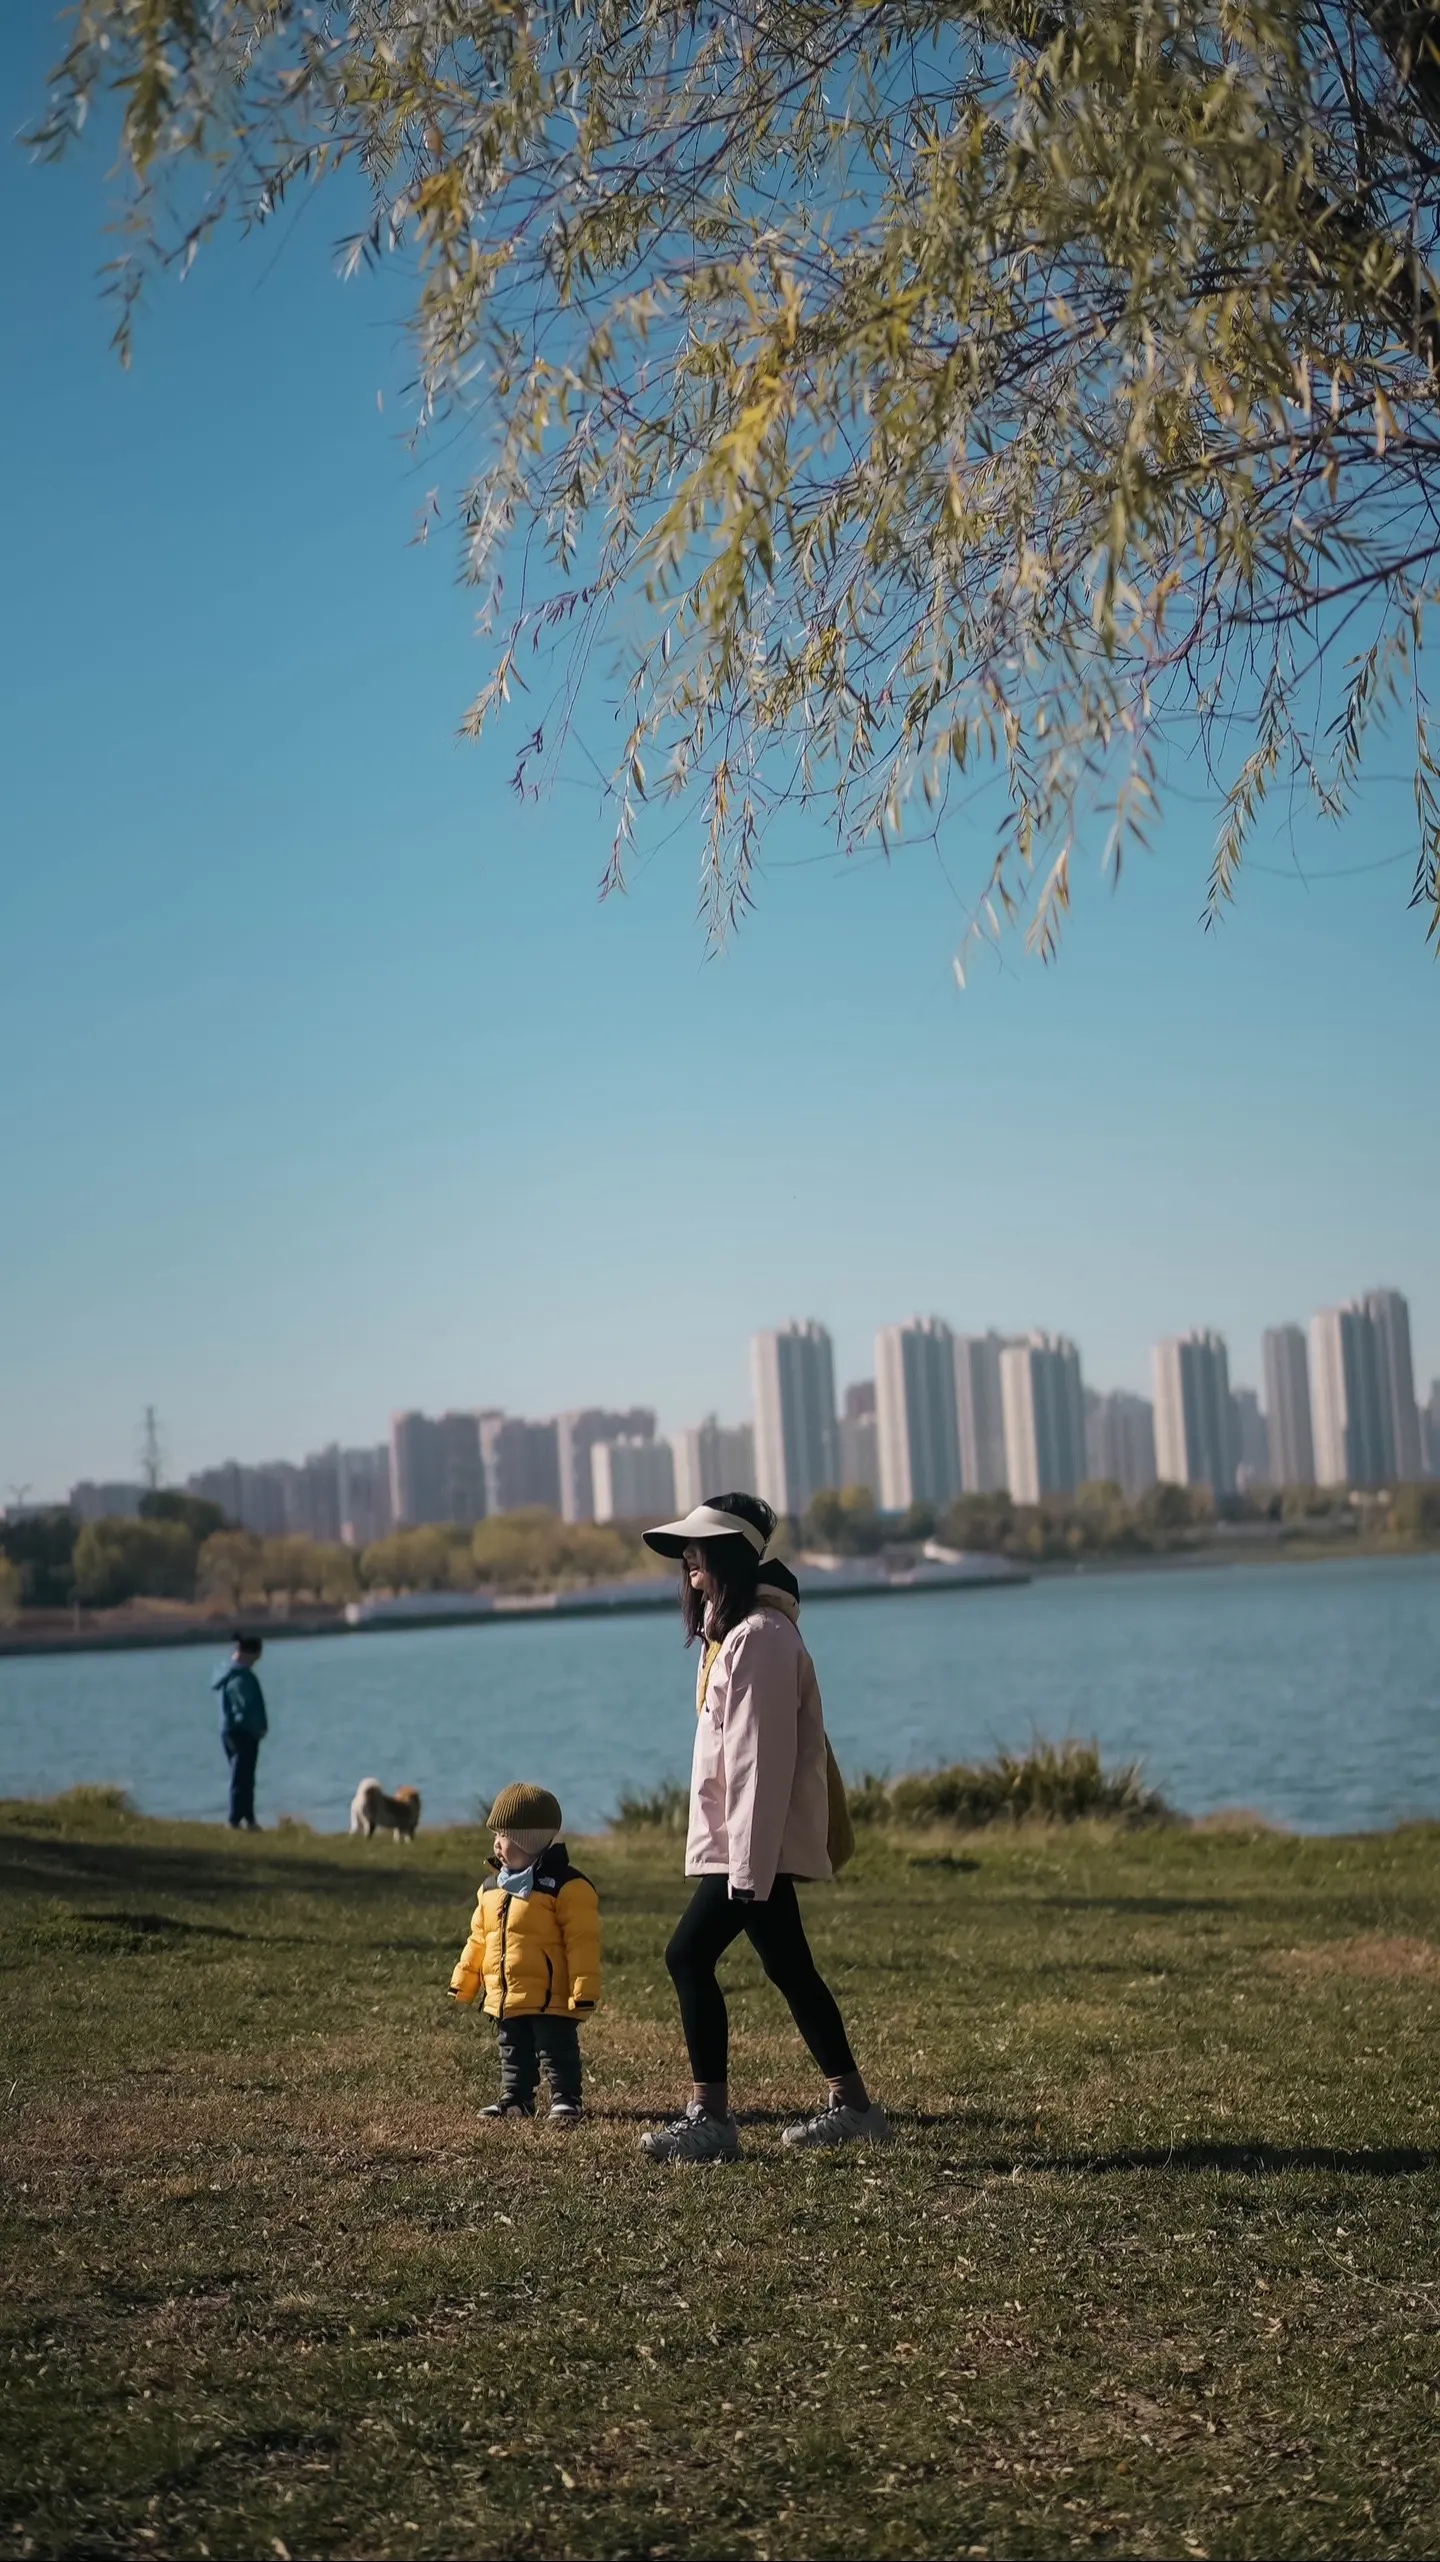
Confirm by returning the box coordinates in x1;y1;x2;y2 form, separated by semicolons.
685;1591;832;1900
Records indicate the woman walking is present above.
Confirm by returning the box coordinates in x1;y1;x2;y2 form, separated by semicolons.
638;1490;891;2162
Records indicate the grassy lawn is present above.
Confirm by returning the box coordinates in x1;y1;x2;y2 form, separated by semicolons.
2;1794;1438;2560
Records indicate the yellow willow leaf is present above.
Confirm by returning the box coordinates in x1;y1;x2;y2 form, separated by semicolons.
1375;393;1395;456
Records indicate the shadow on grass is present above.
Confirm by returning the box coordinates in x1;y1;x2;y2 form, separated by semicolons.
488;2109;1435;2173
593;2103;829;2125
0;1830;467;1914
72;1909;251;1941
151;2421;345;2499
1041;1894;1244;1915
974;2142;1436;2178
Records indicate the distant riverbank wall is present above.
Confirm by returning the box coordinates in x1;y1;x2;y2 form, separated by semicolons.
0;1551;1029;1659
344;1550;1029;1631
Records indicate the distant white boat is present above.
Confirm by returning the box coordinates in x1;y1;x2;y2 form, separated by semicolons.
344;1589;499;1627
796;1548;1028;1595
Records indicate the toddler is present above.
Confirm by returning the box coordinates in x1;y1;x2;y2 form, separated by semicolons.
450;1783;601;2121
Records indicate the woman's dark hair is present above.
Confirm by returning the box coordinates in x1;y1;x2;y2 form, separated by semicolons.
679;1534;762;1646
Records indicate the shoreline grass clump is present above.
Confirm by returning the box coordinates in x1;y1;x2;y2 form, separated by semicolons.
612;1742;1168;1837
611;1776;690;1831
848;1736;1172;1830
4;1782;136;1832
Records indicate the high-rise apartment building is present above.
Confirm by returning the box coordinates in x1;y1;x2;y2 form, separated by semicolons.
750;1322;838;1520
69;1481;146;1524
443;1415;487;1523
1083;1391;1157;1501
186;1460;293;1536
591;1436;677;1525
280;1446;341;1543
557;1408;657;1522
1261;1324;1315;1485
389;1413;439;1528
187;1462;245;1524
837;1382;878;1498
1310;1305;1395;1486
251;1465;293;1535
184;1445;383;1544
954;1333;1010;1493
875;1318;963;1512
337;1445;393;1548
244;1466;290;1535
479;1414;562;1516
1152;1331;1237;1493
1230;1388;1269;1486
389;1411;486;1527
1363;1287;1423;1479
673;1417;756;1514
999;1334;1086;1503
1422;1380;1440;1478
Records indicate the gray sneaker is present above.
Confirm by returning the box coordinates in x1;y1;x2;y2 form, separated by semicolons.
640;2104;741;2164
782;2099;894;2151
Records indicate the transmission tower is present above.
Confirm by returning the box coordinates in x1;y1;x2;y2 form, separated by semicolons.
140;1405;166;1492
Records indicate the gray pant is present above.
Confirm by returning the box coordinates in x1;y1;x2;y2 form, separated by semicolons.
496;2015;582;2108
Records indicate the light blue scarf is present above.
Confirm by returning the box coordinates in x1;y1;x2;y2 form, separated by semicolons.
497;1862;536;1898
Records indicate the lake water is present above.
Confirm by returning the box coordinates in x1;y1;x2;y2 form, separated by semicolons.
1;1553;1436;1836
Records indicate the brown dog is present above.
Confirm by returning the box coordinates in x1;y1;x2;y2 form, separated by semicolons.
349;1778;422;1840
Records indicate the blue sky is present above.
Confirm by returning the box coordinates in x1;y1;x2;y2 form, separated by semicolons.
3;26;1436;1499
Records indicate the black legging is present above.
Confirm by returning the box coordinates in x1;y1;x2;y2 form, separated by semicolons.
665;1874;857;2083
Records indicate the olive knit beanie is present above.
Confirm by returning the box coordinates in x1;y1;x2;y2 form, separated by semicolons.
487;1782;562;1837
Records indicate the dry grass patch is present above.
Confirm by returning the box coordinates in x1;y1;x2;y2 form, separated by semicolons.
1191;1806;1291;1835
1268;1933;1440;1980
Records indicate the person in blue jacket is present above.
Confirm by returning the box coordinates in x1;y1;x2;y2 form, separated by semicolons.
213;1634;268;1830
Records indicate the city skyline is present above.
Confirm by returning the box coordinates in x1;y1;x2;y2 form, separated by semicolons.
20;1262;1439;1503
23;1250;1438;1515
48;1280;1438;1537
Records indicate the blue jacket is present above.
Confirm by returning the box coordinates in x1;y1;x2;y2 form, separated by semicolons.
214;1661;268;1742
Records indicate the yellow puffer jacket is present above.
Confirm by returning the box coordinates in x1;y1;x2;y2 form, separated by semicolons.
450;1842;601;2020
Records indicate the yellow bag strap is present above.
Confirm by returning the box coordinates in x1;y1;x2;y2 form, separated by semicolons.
698;1637;723;1713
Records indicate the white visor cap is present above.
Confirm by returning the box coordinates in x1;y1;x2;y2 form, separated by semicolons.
643;1496;775;1560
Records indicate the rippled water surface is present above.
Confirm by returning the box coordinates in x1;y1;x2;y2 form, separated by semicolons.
1;1552;1436;1834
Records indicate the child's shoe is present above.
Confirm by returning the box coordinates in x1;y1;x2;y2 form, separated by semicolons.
547;2096;583;2125
781;2099;894;2150
640;2104;740;2163
480;2097;534;2119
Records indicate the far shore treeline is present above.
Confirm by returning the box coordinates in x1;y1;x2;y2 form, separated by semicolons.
2;1479;1439;1624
